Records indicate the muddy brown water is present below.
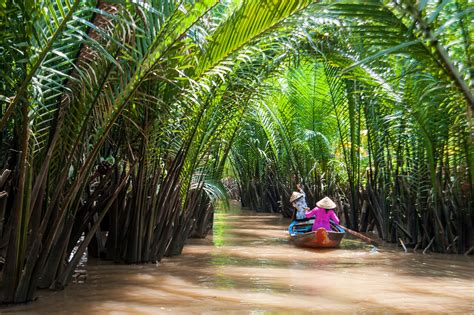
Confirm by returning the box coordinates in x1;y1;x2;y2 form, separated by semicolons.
3;207;473;314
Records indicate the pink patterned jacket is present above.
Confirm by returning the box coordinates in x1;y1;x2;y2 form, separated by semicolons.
305;207;340;231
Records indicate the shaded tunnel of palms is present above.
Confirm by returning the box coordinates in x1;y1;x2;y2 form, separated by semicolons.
0;0;472;304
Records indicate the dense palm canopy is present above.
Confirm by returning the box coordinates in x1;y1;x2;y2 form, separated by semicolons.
0;0;472;304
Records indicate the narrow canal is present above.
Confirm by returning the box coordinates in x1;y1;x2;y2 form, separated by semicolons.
4;206;473;314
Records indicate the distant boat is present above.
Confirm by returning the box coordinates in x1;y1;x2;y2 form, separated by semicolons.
288;219;345;248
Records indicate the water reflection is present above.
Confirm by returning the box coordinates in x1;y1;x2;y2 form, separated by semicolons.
3;206;473;314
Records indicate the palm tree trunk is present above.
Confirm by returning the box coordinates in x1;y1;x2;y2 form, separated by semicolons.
2;104;29;302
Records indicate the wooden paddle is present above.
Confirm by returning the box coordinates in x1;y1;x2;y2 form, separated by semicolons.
338;225;379;246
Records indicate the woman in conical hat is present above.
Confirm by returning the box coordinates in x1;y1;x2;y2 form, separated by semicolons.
290;191;304;203
316;196;337;209
290;184;309;220
305;196;340;231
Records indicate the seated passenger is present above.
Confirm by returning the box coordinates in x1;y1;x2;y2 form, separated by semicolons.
290;184;309;220
305;197;340;231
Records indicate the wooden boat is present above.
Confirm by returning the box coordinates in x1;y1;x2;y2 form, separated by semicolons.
288;219;345;248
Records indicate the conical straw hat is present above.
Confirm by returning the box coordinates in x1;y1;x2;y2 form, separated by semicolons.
289;191;304;203
316;197;336;209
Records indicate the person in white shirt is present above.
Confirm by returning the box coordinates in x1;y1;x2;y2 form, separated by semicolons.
289;184;309;220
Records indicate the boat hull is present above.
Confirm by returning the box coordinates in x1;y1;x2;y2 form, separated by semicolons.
288;221;345;248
